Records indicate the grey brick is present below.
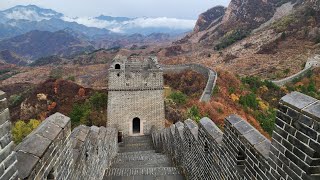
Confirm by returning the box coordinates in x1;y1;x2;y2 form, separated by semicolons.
15;134;52;158
234;120;254;135
293;121;317;141
288;135;317;158
275;117;285;128
0;142;14;163
0;163;17;180
282;139;293;151
0;109;10;126
0;121;11;139
279;153;290;166
277;110;292;125
15;151;39;179
293;147;307;161
295;131;309;144
285;150;309;172
0;98;8;114
274;125;288;139
303;101;320;122
3;152;16;170
284;124;297;135
0;134;12;148
0;164;4;177
281;91;317;110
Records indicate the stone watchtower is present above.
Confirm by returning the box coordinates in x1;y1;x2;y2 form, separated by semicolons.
107;55;165;136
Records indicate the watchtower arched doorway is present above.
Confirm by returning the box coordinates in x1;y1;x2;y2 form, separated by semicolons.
132;117;140;134
115;64;121;69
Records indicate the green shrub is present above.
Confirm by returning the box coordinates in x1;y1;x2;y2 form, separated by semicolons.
168;91;187;105
255;109;276;135
89;92;108;110
67;76;75;82
272;15;297;32
69;103;91;125
228;87;236;94
212;85;219;95
49;68;63;79
215;30;249;50
9;94;24;107
187;105;201;122
239;93;259;110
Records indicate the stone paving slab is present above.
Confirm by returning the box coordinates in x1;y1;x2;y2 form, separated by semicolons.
104;175;185;180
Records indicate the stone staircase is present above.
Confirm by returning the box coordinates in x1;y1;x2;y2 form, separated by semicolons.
104;135;184;180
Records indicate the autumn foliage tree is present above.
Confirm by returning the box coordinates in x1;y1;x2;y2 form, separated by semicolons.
12;119;41;144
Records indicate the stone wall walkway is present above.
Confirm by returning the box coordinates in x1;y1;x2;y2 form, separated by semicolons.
103;135;185;180
161;63;217;102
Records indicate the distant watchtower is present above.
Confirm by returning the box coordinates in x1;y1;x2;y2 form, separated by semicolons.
107;55;165;136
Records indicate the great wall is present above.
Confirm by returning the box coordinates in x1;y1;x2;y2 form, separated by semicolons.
1;90;319;180
0;56;319;180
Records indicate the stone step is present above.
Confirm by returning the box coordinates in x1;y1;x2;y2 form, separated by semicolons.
105;167;181;177
119;142;154;152
104;174;185;180
114;153;169;163
111;159;172;168
117;150;156;155
122;135;152;144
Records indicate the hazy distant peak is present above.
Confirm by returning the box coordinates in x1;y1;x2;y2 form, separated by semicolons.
2;5;63;21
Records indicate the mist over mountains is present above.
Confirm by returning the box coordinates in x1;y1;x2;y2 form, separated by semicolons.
0;5;196;39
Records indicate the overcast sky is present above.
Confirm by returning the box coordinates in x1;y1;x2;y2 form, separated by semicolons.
1;0;230;19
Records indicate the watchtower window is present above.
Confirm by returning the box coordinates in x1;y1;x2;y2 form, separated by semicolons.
115;64;121;69
117;73;120;77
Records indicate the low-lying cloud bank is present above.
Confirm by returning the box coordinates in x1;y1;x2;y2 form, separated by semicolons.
62;16;196;33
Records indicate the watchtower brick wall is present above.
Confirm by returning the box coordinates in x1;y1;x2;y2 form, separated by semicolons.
0;91;18;180
152;91;320;180
107;56;165;136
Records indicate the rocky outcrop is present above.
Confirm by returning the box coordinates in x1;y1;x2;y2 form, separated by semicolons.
193;6;226;33
180;0;281;45
221;0;276;31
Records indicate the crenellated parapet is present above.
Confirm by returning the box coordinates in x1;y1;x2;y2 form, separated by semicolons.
0;90;319;180
152;91;320;180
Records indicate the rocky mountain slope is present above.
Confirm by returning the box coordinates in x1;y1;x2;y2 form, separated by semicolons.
158;0;320;80
0;30;95;61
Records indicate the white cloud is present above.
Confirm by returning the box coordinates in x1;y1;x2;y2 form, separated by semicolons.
127;17;196;29
5;9;50;21
62;16;196;33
